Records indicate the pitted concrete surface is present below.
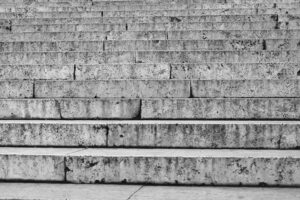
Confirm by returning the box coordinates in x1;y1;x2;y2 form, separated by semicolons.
0;120;299;148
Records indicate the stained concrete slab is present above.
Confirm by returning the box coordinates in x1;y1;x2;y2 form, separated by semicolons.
0;147;83;181
66;148;300;185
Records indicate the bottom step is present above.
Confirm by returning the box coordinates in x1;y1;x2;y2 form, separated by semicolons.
0;148;299;185
1;183;300;200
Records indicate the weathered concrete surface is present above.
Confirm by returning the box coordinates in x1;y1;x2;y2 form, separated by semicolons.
1;30;300;42
103;8;300;17
0;122;107;146
35;80;190;98
107;121;300;149
8;15;283;25
141;98;300;119
6;21;297;33
0;147;81;181
0;99;140;119
1;120;299;148
192;80;300;97
0;183;140;200
171;63;300;79
0;80;33;98
131;186;300;200
1;183;300;200
60;98;141;119
65;149;300;185
0;65;73;80
0;99;61;119
0;41;104;52
76;64;170;80
103;39;300;51
167;30;300;40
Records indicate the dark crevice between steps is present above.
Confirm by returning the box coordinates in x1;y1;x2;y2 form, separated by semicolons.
73;65;76;80
132;99;142;120
32;80;36;98
169;64;172;79
189;80;193;98
103;41;105;51
55;100;63;119
297;70;300;77
262;39;267;50
125;23;128;31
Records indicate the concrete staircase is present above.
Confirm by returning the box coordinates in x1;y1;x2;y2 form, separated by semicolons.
0;0;300;198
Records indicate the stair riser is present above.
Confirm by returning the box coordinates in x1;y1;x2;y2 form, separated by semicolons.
66;155;300;185
171;63;300;80
35;80;190;98
0;99;141;119
4;15;290;25
142;98;300;119
2;30;300;41
1;40;299;52
0;65;74;80
1;122;299;149
0;98;299;119
2;22;298;33
0;51;299;64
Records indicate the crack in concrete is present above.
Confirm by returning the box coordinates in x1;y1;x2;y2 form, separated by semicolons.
126;185;144;200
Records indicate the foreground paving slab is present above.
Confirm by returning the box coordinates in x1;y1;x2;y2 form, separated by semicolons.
0;147;83;181
1;183;300;200
66;148;300;185
0;120;299;148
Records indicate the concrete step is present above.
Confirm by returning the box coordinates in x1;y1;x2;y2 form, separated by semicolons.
0;80;33;98
0;3;299;12
0;63;299;81
0;98;299;119
1;183;300;200
35;80;190;98
1;30;300;42
0;8;299;19
0;120;299;148
0;65;74;80
3;14;294;25
0;64;170;80
0;51;299;64
142;98;300;119
0;147;299;185
1;39;299;52
171;63;300;80
2;21;299;33
33;80;300;98
0;98;141;119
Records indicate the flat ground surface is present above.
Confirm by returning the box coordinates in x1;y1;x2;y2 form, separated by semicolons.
1;183;300;200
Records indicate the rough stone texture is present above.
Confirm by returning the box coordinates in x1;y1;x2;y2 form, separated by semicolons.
65;149;300;185
167;30;300;40
1;30;300;42
141;98;300;119
191;80;300;97
0;147;80;181
76;64;170;80
107;121;300;149
103;39;300;51
0;80;33;98
60;98;141;119
0;41;104;52
0;99;60;119
0;65;73;80
9;15;282;25
171;63;300;79
0;122;107;146
35;80;190;98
